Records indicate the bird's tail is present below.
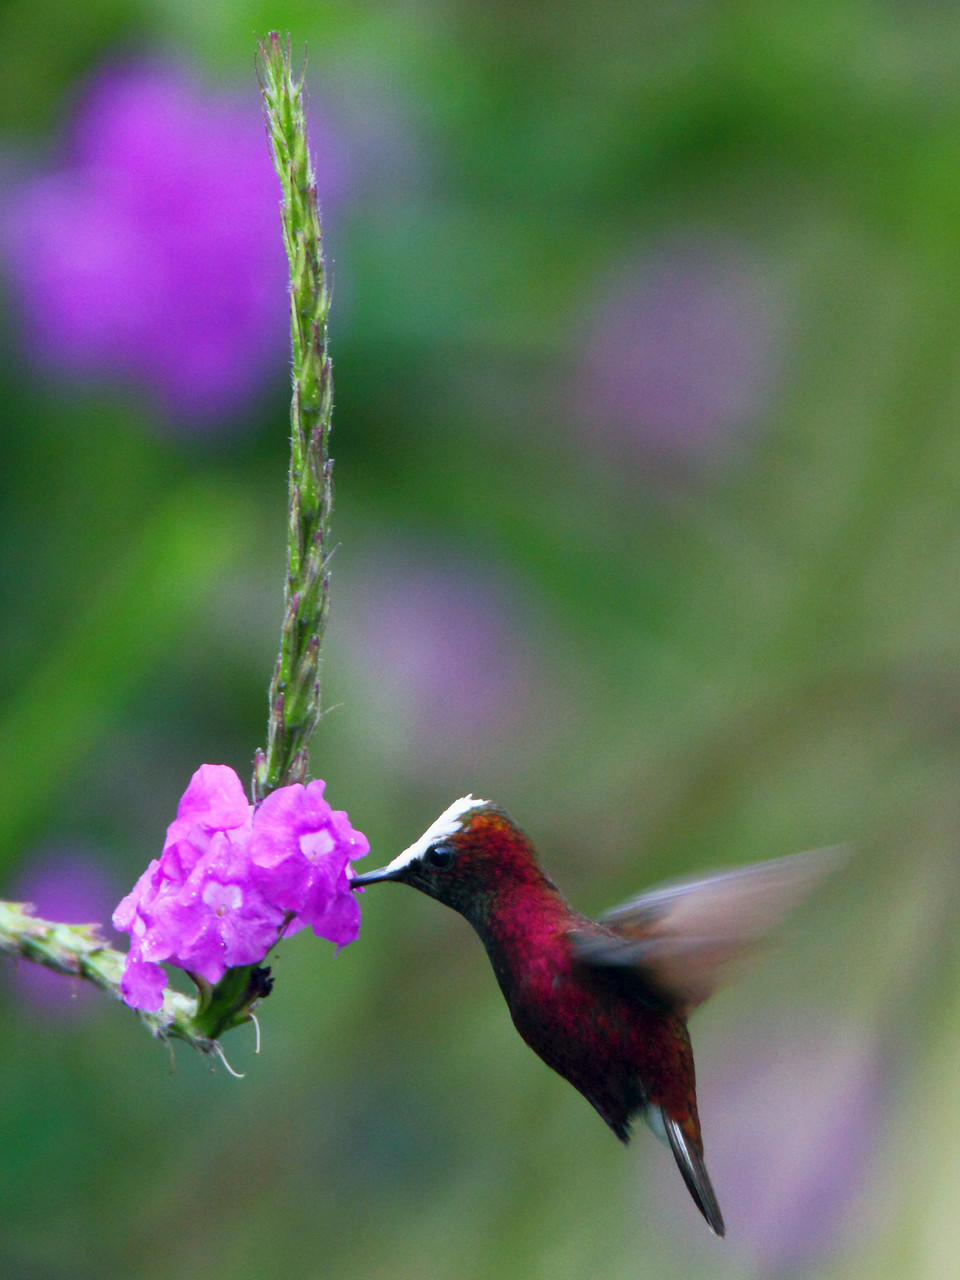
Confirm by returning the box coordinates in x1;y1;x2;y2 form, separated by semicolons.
661;1109;725;1237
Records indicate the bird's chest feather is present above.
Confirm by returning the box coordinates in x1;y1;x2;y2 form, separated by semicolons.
507;939;650;1072
478;899;692;1127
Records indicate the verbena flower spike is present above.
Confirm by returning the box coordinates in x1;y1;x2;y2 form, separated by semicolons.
0;34;367;1053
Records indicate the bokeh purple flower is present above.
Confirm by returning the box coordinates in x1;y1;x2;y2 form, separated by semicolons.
578;235;786;462
1;60;347;427
336;545;547;775
113;764;368;1012
657;1014;883;1274
4;847;121;1019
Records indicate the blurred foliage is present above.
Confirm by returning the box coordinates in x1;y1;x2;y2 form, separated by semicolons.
3;2;960;1278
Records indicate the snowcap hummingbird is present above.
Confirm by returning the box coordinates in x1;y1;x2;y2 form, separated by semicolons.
351;796;839;1236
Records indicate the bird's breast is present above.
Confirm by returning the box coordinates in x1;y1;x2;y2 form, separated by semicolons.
479;905;696;1134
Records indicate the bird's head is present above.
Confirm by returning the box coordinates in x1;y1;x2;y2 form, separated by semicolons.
351;795;553;920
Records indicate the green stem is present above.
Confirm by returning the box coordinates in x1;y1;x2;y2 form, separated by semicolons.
192;963;275;1040
254;33;335;802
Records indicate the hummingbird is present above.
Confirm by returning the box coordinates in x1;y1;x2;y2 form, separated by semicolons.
351;796;838;1237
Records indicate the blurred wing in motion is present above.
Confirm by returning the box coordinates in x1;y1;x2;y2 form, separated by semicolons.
571;847;844;1012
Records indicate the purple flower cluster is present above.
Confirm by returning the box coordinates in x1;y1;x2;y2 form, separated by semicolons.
113;765;368;1012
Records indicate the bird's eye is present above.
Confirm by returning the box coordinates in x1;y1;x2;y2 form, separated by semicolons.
425;844;454;869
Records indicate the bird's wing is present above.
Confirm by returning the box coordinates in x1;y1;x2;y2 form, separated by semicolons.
570;846;844;1012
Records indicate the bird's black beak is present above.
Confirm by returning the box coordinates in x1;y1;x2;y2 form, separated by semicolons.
351;865;401;889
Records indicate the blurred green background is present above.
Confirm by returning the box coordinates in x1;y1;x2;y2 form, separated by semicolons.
3;2;960;1278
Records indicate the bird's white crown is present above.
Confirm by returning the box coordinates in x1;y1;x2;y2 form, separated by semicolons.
385;795;488;872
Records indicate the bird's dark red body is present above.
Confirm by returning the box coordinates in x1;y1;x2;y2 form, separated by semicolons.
352;796;836;1237
460;812;700;1146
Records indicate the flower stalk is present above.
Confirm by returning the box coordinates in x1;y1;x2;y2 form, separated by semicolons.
254;33;335;802
0;34;360;1049
0;900;221;1054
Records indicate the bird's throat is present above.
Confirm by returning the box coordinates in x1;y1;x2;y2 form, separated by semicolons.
465;878;585;1001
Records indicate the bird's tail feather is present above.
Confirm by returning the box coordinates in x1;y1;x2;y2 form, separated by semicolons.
662;1109;725;1237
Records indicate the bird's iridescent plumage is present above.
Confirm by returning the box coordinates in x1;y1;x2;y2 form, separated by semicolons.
353;798;840;1237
